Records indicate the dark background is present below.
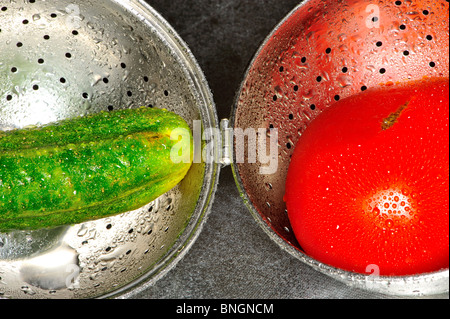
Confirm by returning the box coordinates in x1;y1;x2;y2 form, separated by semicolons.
133;0;390;299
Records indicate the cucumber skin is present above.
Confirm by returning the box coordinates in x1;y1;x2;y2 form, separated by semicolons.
0;107;193;232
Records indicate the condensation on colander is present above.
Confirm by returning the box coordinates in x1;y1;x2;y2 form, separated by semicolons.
0;0;200;129
0;0;216;299
233;0;449;296
0;193;181;298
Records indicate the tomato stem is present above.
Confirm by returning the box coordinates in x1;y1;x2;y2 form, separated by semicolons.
382;101;409;130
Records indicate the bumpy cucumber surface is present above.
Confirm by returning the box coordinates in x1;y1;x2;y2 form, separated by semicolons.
0;107;193;231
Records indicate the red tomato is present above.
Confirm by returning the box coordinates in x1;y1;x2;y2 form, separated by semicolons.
284;78;449;276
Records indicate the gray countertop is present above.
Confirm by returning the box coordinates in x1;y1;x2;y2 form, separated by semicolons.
130;0;446;300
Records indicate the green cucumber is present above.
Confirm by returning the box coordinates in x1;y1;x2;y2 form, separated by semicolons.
0;107;193;232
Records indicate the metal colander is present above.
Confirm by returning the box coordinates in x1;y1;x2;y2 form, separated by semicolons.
232;0;449;296
0;0;219;299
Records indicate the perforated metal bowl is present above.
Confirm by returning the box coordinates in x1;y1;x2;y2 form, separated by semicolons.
232;0;449;297
0;0;219;299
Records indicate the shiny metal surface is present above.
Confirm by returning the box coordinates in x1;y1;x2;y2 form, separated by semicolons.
232;0;449;297
0;0;218;299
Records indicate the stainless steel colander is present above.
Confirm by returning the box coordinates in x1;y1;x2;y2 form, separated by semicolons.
232;0;449;297
0;0;219;299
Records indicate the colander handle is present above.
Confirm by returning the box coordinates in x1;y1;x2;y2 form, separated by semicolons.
219;119;233;167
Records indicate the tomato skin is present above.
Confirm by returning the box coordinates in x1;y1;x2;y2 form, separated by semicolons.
285;78;449;276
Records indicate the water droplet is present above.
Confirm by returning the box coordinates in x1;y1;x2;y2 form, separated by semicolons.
338;44;349;52
337;74;352;88
366;65;377;73
302;89;314;100
91;74;102;87
77;224;88;237
338;33;347;42
373;207;381;216
385;219;394;228
21;286;36;295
